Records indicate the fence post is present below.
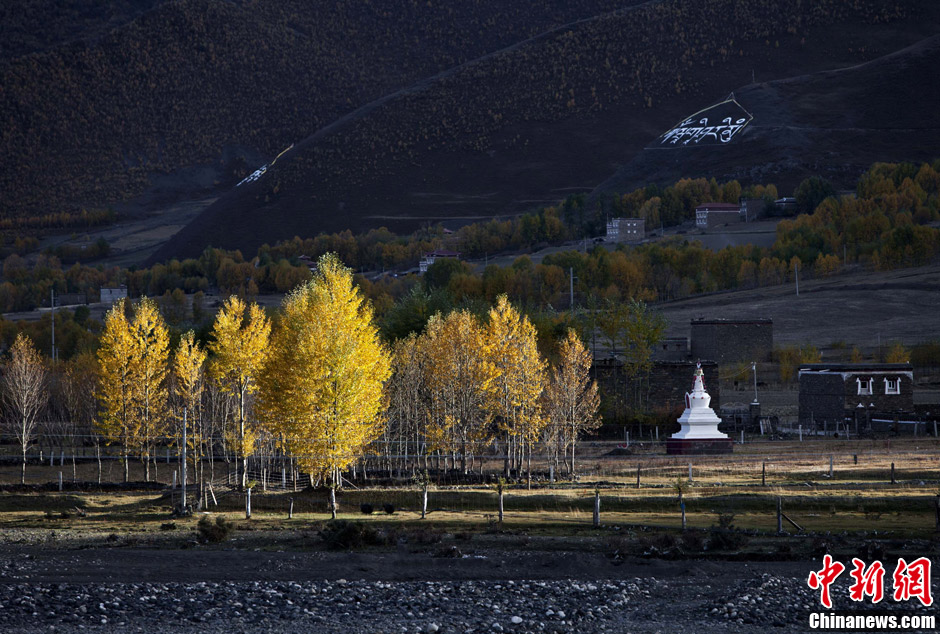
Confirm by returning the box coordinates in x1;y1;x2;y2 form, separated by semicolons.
829;455;833;479
626;431;630;448
891;463;896;484
593;490;601;528
288;497;294;520
854;454;858;465
60;450;65;466
740;430;744;445
497;482;504;524
777;497;783;534
245;487;251;519
421;483;428;520
549;464;555;484
799;425;803;442
58;471;63;492
262;468;267;493
655;426;659;441
762;461;766;487
282;468;287;488
679;490;686;530
636;465;641;489
688;462;693;483
935;495;939;533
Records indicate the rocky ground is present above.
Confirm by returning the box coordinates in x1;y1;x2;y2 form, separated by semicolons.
1;538;937;633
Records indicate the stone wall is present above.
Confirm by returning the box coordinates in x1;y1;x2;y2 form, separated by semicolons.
592;359;720;421
690;319;773;363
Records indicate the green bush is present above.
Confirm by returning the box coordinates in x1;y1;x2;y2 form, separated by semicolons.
197;515;232;543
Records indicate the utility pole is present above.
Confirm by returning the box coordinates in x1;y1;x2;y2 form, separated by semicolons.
569;267;575;309
50;288;56;362
752;361;758;403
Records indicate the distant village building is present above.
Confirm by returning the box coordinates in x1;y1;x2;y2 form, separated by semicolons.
690;318;773;363
100;285;128;305
694;202;741;229
653;336;690;362
798;363;914;428
738;198;765;222
773;197;798;214
297;255;318;273
606;217;645;243
419;250;461;273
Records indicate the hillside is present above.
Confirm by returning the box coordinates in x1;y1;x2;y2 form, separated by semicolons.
0;0;632;219
152;0;940;261
3;1;940;266
593;34;940;198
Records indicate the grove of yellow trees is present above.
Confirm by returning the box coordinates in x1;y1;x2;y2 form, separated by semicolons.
92;254;601;489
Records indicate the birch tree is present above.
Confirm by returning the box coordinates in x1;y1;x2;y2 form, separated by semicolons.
130;298;169;481
545;330;600;475
1;333;48;484
421;310;494;473
174;330;207;486
261;253;390;502
210;296;270;489
484;296;546;480
96;299;137;482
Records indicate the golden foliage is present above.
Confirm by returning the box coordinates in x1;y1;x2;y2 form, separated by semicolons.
421;310;495;467
209;295;270;487
260;254;390;484
485;296;546;443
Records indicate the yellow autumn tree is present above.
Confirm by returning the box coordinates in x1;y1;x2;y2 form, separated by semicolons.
96;299;137;482
209;296;270;489
174;330;207;485
421;310;494;473
260;253;390;507
485;295;546;481
544;329;600;476
130;298;170;481
885;341;911;363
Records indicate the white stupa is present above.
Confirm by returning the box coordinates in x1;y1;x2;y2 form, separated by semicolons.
667;362;732;454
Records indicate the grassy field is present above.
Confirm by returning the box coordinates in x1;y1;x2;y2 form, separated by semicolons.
1;438;937;545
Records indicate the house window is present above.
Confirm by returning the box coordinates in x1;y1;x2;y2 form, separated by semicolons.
884;377;900;395
857;377;872;395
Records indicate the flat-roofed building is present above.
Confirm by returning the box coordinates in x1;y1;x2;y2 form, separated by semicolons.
695;202;741;230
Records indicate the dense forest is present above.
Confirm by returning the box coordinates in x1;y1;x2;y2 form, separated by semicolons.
0;160;938;364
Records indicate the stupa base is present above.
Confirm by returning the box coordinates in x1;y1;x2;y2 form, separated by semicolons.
666;437;733;455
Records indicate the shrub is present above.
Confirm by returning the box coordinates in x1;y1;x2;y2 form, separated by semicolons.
197;515;232;543
383;503;395;515
160;522;177;531
360;503;374;515
319;520;391;550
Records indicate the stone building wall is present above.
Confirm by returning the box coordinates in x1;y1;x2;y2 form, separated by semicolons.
690;319;773;363
592;359;720;420
798;364;914;425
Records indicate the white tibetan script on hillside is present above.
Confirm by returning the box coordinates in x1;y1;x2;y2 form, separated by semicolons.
651;97;753;148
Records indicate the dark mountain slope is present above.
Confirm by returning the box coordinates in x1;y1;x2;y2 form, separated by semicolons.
593;34;940;197
0;0;633;218
153;0;938;261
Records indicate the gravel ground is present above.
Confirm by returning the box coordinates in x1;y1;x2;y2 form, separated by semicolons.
0;537;936;633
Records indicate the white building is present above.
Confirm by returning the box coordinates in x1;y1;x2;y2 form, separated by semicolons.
606;217;645;243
